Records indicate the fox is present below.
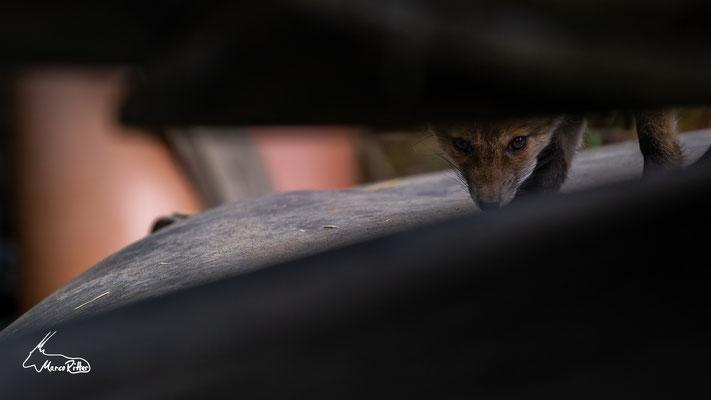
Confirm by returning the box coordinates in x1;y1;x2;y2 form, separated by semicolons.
434;110;684;210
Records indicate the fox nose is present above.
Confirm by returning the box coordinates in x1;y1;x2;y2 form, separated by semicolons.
478;201;500;211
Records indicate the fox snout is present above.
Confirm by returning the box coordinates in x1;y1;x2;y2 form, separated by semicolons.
471;193;510;211
468;181;516;211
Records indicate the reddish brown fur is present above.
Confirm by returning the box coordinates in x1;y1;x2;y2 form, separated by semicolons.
635;109;683;171
435;110;683;211
435;117;567;207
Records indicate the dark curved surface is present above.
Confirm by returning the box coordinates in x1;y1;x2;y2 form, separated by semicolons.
121;1;711;125
4;2;711;125
1;130;710;342
0;141;709;398
0;172;472;341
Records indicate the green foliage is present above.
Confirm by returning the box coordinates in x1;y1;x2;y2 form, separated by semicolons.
583;129;604;148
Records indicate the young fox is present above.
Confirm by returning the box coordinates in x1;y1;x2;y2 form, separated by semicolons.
435;110;683;210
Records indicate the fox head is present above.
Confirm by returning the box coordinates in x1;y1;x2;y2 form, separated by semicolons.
434;116;563;210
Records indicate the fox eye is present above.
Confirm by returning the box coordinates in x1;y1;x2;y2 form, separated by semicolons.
509;136;527;152
452;138;472;154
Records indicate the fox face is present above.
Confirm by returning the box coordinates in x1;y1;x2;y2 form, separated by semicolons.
435;117;563;210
